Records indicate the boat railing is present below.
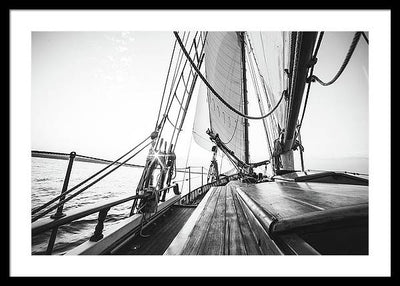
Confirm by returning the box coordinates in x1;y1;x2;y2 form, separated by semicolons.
178;174;238;206
32;184;177;255
32;135;153;223
31;135;234;254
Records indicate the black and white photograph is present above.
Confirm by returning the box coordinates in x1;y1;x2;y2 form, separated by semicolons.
10;9;391;277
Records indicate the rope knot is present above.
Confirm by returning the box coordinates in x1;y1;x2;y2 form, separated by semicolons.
150;131;159;140
306;75;316;83
308;57;318;68
292;139;304;152
283;89;289;100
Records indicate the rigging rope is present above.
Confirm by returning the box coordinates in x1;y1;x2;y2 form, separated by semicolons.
298;31;325;129
181;135;193;193
218;115;240;145
246;33;281;140
361;32;369;45
306;169;369;176
165;114;183;131
223;150;241;174
246;44;273;158
310;32;362;86
173;175;202;183
32;141;152;222
296;31;364;171
174;31;285;121
157;32;203;153
172;33;207;151
31;135;151;216
156;32;190;141
155;38;178;130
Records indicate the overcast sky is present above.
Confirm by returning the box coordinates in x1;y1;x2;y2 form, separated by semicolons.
31;30;368;173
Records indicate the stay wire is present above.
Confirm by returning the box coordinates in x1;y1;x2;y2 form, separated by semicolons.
32;141;152;222
31;135;151;216
246;46;273;158
156;32;194;150
155;38;178;130
298;31;325;129
155;32;189;147
246;33;280;140
361;32;369;45
172;32;208;151
158;32;189;132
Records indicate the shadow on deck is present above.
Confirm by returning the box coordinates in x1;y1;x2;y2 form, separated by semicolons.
112;205;196;255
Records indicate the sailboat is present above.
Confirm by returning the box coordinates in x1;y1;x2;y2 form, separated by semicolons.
31;31;369;255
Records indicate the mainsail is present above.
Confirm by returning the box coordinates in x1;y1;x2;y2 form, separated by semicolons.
193;31;292;165
193;32;247;163
246;32;291;153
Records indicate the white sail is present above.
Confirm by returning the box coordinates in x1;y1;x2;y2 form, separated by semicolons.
192;80;213;151
192;32;292;162
247;32;291;135
202;32;246;162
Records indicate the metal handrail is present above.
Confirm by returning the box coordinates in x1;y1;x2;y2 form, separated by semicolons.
32;136;151;218
32;183;177;254
32;184;176;236
32;194;141;236
32;141;152;222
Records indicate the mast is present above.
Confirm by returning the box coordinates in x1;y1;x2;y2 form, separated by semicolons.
280;32;317;171
241;32;250;164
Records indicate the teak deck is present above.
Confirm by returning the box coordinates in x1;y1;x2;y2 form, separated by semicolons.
165;180;368;255
165;183;282;255
113;206;195;255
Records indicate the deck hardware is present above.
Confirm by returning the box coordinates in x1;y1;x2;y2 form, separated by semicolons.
51;151;76;219
90;207;111;242
45;226;59;255
173;183;180;195
45;151;76;254
188;166;191;195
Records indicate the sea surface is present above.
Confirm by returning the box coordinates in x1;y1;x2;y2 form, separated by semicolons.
31;157;202;255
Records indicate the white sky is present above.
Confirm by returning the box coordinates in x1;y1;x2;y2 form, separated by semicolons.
32;30;369;173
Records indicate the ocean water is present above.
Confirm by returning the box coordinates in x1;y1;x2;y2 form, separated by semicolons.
31;157;202;255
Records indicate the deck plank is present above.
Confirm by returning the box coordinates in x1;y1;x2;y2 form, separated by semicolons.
114;206;195;255
235;191;282;255
137;207;194;255
224;185;247;255
181;187;221;255
231;188;262;255
197;186;226;255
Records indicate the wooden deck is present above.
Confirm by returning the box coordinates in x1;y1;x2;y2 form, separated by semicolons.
165;183;283;255
112;205;195;255
164;180;368;255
